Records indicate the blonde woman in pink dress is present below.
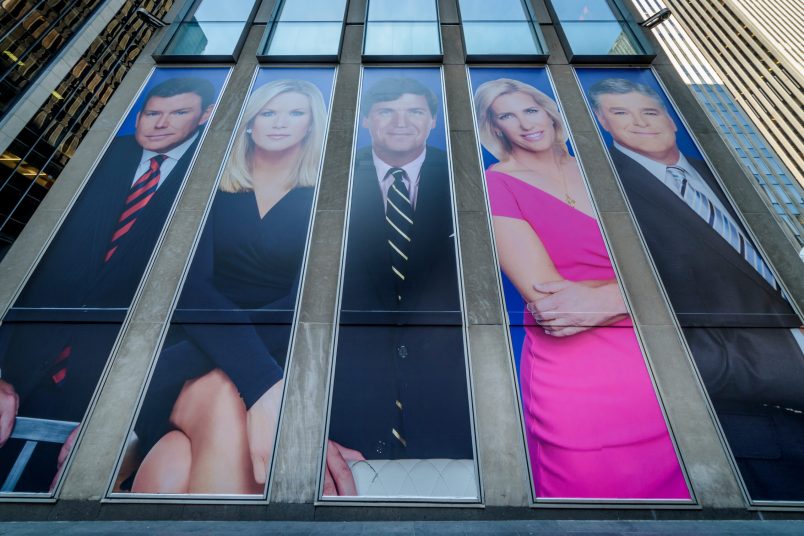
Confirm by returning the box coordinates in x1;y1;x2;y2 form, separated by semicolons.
474;78;688;499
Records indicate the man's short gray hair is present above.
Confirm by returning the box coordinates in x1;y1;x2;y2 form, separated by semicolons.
588;78;665;112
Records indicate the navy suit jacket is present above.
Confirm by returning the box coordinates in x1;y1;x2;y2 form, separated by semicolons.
1;133;200;415
610;147;804;500
329;146;473;460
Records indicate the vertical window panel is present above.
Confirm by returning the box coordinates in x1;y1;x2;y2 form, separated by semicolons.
363;0;441;60
0;67;230;496
545;0;653;62
468;67;690;502
576;67;804;504
108;67;336;498
322;67;478;501
159;0;258;60
458;0;547;60
261;0;348;61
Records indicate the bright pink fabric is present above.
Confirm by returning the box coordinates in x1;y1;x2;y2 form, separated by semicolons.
487;169;689;500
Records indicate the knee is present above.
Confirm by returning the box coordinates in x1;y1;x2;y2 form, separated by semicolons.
132;430;191;493
171;369;245;438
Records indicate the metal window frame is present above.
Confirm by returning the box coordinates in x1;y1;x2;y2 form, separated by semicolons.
361;0;443;63
152;0;261;63
544;0;655;64
256;0;349;63
455;0;549;63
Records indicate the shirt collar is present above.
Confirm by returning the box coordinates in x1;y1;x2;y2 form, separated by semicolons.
140;131;199;166
613;141;680;182
372;147;427;185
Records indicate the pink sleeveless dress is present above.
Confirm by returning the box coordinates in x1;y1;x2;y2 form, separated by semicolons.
487;169;689;500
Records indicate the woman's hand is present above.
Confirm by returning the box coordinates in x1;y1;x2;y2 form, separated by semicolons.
528;280;627;337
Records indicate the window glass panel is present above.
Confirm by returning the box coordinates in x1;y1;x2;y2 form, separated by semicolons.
110;67;336;498
278;0;347;21
165;21;247;56
323;67;477;501
459;0;528;20
192;0;255;21
561;21;642;55
463;22;541;56
0;68;229;496
468;67;690;502
551;0;622;21
364;22;440;56
576;67;803;503
265;22;343;56
367;0;438;21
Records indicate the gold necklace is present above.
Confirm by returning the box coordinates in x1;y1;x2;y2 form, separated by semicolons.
556;156;576;207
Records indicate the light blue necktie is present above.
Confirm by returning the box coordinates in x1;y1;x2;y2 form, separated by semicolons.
665;166;780;291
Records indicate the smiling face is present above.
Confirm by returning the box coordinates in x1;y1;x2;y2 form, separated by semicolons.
362;93;436;166
490;92;556;155
134;93;210;153
595;92;679;164
249;91;312;154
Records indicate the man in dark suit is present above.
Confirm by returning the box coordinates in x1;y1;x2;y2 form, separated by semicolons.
588;77;804;501
324;76;473;496
0;76;215;492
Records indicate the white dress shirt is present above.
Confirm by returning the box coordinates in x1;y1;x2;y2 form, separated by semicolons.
130;132;199;188
614;142;733;220
372;147;426;210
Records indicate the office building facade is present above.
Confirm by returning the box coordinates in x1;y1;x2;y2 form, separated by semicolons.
0;0;802;521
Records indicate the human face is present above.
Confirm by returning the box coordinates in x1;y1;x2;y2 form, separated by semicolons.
490;92;556;155
595;92;679;164
362;93;436;166
135;93;211;153
249;91;312;154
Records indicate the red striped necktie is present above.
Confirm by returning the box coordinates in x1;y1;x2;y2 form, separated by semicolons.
105;154;168;262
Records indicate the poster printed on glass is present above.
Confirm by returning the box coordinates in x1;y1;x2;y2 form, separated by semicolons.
322;67;478;501
468;67;691;502
0;67;230;496
576;67;804;504
108;67;335;498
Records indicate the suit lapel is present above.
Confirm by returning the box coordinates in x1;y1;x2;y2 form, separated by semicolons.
612;149;779;296
403;148;450;303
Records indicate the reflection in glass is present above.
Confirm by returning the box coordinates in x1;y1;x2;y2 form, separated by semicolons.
111;69;334;497
551;0;621;20
458;0;544;58
278;0;347;21
367;0;438;21
561;21;641;55
192;0;255;21
265;23;343;57
263;0;347;58
470;69;689;500
364;23;440;57
324;68;476;501
165;22;247;56
463;22;541;56
459;0;528;20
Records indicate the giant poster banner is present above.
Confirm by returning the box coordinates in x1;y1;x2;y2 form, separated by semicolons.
323;67;478;501
0;67;230;495
110;67;335;497
576;68;804;503
469;67;690;501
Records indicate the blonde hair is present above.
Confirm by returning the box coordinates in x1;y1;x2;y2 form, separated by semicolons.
221;79;326;192
473;78;569;162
